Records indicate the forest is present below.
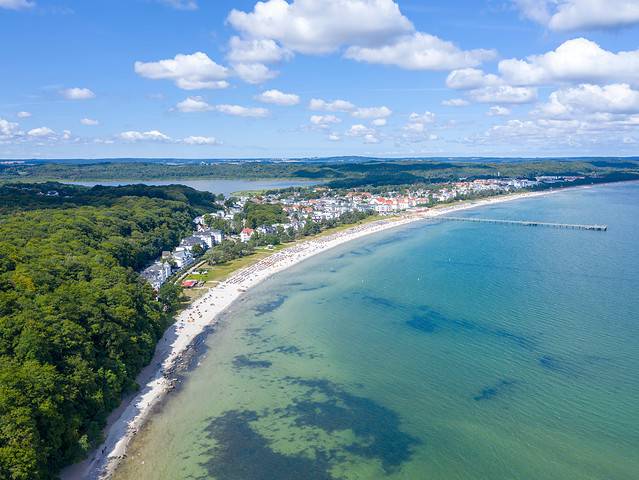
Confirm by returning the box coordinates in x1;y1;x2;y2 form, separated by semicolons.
2;158;639;189
0;183;220;479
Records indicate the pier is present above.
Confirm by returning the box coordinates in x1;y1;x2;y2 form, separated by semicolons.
438;217;608;231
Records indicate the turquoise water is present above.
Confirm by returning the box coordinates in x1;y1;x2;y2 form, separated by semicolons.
114;183;639;480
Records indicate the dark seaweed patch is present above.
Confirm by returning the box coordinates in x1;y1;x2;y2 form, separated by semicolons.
359;293;401;309
538;354;573;374
282;378;421;472
411;306;536;351
201;410;334;480
473;379;517;401
232;355;272;369
254;294;287;316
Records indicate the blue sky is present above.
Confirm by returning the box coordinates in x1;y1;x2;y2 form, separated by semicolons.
1;0;639;159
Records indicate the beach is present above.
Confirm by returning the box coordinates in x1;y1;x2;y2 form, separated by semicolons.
63;189;559;480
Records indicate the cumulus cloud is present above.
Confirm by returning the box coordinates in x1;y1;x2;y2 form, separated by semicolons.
214;104;269;118
0;0;34;10
309;98;356;112
351;106;392;119
310;114;341;128
227;0;413;55
487;106;511;116
514;0;639;31
256;89;300;106
183;135;219;145
61;87;95;100
346;123;375;136
442;98;469;107
0;118;21;139
17;111;31;118
176;96;213;113
80;118;99;126
535;83;639;117
119;130;171;142
499;38;639;87
233;63;278;84
345;32;496;70
328;133;342;141
228;36;292;64
134;52;229;90
469;85;537;104
446;68;502;90
371;118;387;126
27;127;55;137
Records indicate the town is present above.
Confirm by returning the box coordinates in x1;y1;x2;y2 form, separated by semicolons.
140;175;584;290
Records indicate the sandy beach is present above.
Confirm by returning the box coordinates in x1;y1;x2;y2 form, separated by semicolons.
62;189;558;480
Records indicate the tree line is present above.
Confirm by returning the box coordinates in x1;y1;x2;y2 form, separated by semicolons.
0;184;219;479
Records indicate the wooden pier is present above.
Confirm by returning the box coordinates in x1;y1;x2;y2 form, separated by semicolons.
438;216;608;231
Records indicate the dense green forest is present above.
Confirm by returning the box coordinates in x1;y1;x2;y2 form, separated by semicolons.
2;158;639;188
0;184;220;479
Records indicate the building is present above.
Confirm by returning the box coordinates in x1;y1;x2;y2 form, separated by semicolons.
240;227;254;242
140;261;172;290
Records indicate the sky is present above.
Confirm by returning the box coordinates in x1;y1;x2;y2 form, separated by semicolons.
1;0;639;159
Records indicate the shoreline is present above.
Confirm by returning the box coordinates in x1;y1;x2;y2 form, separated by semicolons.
62;187;567;480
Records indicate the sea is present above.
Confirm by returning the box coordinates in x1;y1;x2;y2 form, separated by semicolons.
113;182;639;480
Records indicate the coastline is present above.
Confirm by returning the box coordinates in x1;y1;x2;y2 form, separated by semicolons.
62;188;563;480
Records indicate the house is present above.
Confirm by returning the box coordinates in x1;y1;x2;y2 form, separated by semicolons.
140;261;172;290
240;227;254;242
194;229;223;248
178;235;208;252
181;279;198;288
172;250;194;269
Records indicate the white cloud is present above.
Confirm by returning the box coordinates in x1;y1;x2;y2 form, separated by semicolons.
228;36;292;64
309;98;356;112
535;83;639;117
0;0;34;10
80;118;99;126
228;0;413;55
310;114;341;128
514;0;639;31
352;106;392;119
372;118;387;126
17;111;31;118
159;0;197;10
214;104;269;118
134;52;229;90
256;89;300;106
363;133;381;143
0;118;21;139
176;96;213;112
345;32;496;70
27;127;55;137
183;135;220;145
499;38;639;87
442;98;469;107
61;87;96;100
346;123;375;137
233;63;278;84
469;85;538;104
446;68;502;90
487;106;511;116
408;111;436;124
119;130;171;142
328;133;342;141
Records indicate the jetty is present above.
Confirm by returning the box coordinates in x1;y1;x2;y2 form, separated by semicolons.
438;217;608;231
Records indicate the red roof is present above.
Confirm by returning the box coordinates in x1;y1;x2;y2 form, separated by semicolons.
181;280;197;288
241;228;254;234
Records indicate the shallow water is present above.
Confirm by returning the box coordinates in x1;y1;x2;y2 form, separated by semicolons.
114;183;639;480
